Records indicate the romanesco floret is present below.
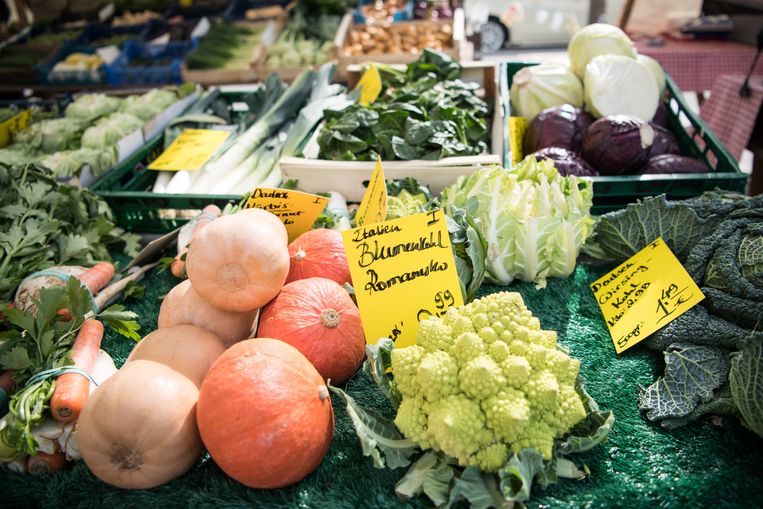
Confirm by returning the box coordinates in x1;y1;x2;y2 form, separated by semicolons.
417;318;452;353
478;326;499;344
391;292;589;470
545;348;580;385
526;370;560;411
488;340;510;362
482;388;530;443
417;350;459;401
502;355;532;388
459;355;505;400
391;345;425;397
451;332;485;365
395;394;434;449
428;394;491;460
470;443;509;473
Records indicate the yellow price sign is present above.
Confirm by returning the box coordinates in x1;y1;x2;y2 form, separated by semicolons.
342;208;464;348
355;157;388;227
0;109;32;148
244;187;329;242
148;128;230;171
590;237;705;354
356;63;382;106
508;116;527;166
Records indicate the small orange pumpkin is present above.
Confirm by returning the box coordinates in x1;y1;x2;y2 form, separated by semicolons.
286;228;351;286
197;339;334;489
257;277;365;384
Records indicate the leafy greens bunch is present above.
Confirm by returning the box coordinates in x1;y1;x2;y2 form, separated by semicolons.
0;278;140;456
0;163;140;304
584;192;763;437
317;50;489;161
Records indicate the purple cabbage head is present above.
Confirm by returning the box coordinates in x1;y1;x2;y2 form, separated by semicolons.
533;147;598;177
582;115;654;175
523;104;594;154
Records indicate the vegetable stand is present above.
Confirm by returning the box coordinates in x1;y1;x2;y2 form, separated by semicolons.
1;264;761;508
503;62;748;214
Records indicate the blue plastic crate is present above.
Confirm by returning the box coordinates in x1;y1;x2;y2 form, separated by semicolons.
75;22;151;48
36;44;105;85
103;39;197;85
353;0;413;24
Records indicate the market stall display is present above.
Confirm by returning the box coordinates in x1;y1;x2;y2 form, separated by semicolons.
0;6;762;509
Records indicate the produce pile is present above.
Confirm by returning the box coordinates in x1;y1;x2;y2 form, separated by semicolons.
318;49;489;161
263;9;340;70
185;21;266;71
584;192;763;438
341;21;454;57
511;24;709;177
0;88;186;181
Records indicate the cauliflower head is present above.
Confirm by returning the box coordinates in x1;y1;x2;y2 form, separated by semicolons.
390;292;586;471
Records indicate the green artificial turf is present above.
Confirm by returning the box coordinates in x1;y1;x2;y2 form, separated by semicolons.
1;264;762;509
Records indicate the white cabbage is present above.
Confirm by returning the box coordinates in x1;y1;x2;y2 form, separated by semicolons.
509;64;583;120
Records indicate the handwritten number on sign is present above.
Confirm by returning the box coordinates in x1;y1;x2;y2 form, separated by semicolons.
656;283;691;324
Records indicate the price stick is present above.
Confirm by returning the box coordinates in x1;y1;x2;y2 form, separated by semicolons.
148;128;230;171
355;157;387;227
355;63;382;106
508;116;527;166
590;237;705;354
342;208;464;349
244;187;329;242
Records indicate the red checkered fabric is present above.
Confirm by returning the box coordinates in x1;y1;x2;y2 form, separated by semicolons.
700;74;763;160
636;38;763;92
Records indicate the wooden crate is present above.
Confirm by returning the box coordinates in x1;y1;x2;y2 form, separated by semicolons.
279;62;503;202
336;8;471;70
180;19;279;86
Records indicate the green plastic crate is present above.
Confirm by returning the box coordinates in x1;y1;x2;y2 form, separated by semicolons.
500;62;748;215
90;89;260;233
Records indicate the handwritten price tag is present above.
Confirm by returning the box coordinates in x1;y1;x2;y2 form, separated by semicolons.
355;157;388;227
148;128;230;171
342;208;464;348
590;237;704;354
0;109;31;148
244;187;328;242
508;116;527;166
356;63;382;106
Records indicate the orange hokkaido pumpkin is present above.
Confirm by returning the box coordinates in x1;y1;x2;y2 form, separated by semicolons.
126;325;225;387
185;208;289;312
158;280;257;348
286;228;352;286
257;277;365;384
78;360;202;489
197;339;334;489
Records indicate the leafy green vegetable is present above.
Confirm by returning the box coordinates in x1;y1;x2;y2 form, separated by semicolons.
638;343;730;422
498;449;546;503
118;89;177;121
38;146;117;178
442;157;594;288
446;201;488;303
14;117;84;154
395;451;454;507
730;340;763;438
81;112;144;149
317;50;489;161
0;163;140;303
0;278;140;455
447;466;508;509
586;192;763;433
65;93;123;121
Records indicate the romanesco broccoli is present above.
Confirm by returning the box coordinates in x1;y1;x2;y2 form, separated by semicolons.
390;292;587;471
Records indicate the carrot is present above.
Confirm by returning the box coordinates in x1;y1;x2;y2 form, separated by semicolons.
50;319;104;423
77;262;115;295
171;205;221;278
27;451;67;474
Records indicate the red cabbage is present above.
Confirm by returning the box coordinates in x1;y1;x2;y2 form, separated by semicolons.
652;101;669;128
638;154;711;174
582;115;654;175
649;124;680;157
533;147;598;177
523;104;594;154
